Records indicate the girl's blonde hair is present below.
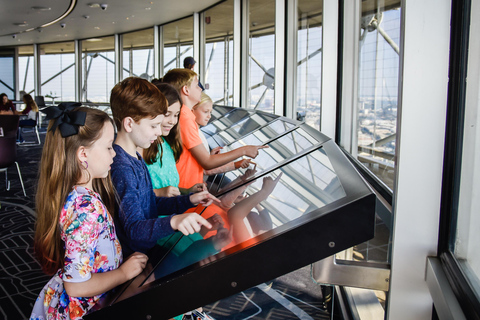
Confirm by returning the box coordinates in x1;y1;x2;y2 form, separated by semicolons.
193;92;213;110
23;94;39;112
34;107;116;275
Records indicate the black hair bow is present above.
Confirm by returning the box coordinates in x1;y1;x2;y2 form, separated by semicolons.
43;102;86;138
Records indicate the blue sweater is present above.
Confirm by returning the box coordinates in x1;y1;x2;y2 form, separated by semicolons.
111;144;194;256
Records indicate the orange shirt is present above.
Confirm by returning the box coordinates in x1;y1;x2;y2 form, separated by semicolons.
176;105;204;188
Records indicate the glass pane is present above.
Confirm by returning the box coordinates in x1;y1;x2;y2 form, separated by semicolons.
454;13;480;298
248;0;275;112
163;46;177;70
356;3;401;190
163;16;194;73
143;147;346;283
123;29;154;81
297;0;323;129
0;55;14;98
82;36;115;103
39;42;75;103
204;0;234;105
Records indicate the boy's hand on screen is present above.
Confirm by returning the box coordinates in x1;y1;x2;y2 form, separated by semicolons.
243;145;269;158
189;190;220;207
119;252;148;280
171;213;212;235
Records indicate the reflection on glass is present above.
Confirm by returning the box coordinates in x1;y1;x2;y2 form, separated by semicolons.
248;0;275;112
356;2;401;190
216;113;278;144
209;106;234;122
202;108;252;136
143;148;346;285
82;36;115;102
297;0;323;129
204;0;234;105
210;127;320;194
40;42;75;102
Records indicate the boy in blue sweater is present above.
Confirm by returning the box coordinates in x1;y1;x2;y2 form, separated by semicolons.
110;77;216;257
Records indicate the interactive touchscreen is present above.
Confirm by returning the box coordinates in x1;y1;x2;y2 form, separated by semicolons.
141;146;346;285
201;108;252;136
210;105;234;122
213;112;278;145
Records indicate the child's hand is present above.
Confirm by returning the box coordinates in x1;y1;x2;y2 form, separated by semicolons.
234;158;254;169
242;145;269;158
154;186;180;198
261;172;283;195
210;146;223;155
188;183;206;194
119;252;148;280
190;190;220;207
171;213;212;235
212;226;233;250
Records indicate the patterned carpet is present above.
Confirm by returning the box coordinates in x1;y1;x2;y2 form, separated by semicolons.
0;127;333;320
0;129;51;320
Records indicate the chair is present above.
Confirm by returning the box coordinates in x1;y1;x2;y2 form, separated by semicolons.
34;96;47;129
0;115;26;196
19;112;41;145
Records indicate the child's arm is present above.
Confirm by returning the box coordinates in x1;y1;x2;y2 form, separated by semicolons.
64;252;148;297
190;143;267;170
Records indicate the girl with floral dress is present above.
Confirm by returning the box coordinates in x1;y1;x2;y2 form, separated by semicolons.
30;104;148;320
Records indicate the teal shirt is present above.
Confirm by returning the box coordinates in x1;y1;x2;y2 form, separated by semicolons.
145;139;180;189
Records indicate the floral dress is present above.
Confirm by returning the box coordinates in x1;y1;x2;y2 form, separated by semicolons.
30;186;122;320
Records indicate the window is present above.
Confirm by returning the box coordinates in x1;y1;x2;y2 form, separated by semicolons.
356;3;401;190
81;36;115;103
297;0;323;129
203;0;234;105
248;0;275;113
39;42;75;103
163;17;194;74
123;29;154;81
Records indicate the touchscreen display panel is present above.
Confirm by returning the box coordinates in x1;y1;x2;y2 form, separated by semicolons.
141;147;346;286
201;108;252;136
215;113;278;144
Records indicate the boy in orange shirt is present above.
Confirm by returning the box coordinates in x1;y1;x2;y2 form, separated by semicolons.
162;68;267;189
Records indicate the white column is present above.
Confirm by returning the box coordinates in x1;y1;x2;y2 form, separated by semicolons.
387;1;451;319
274;0;286;117
114;34;123;83
74;40;82;102
320;0;338;138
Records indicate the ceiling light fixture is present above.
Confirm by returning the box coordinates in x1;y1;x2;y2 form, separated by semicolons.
88;3;100;8
13;22;28;27
31;6;51;11
41;0;77;28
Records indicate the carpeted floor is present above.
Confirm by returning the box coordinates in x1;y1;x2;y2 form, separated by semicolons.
0;128;51;320
0;127;334;320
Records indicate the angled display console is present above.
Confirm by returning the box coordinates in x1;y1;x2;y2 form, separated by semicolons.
86;107;376;319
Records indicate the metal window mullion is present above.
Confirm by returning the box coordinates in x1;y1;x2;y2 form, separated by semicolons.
154;25;163;78
115;34;123;83
199;11;206;85
34;44;41;96
74;40;82;102
283;0;297;119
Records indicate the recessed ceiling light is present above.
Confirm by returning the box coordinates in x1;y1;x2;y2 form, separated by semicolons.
88;3;100;8
13;22;28;27
94;26;100;29
86;38;103;42
31;6;51;11
145;7;151;10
